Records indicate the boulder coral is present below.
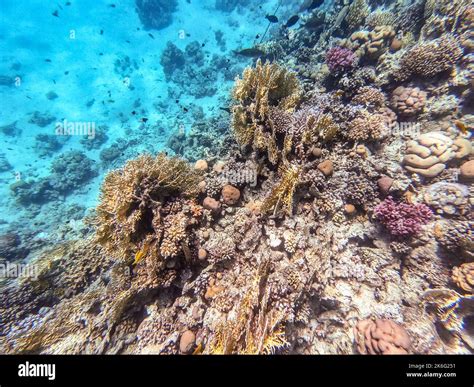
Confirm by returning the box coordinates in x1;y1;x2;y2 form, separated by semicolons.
403;132;472;178
390;86;427;116
354;319;412;355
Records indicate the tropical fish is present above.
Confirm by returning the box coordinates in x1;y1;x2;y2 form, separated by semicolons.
266;15;279;23
52;10;59;17
219;107;231;113
285;15;299;28
148;33;155;39
235;47;265;58
454;120;470;135
133;250;145;266
308;0;324;10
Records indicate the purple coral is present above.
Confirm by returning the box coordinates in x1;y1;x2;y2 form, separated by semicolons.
374;196;432;237
325;46;357;73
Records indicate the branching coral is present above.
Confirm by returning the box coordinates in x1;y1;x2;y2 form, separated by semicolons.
95;153;203;278
325;47;358;73
345;0;369;31
232;59;301;165
374;196;432;237
345;109;388;142
395;35;463;81
261;163;302;216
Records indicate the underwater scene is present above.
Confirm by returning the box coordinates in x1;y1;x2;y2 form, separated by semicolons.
0;0;472;355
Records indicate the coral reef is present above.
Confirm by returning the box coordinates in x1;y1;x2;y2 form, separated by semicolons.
135;0;177;30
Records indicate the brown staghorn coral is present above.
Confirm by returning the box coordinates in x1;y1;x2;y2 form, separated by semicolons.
354;318;412;354
395;35;463;81
232;59;301;166
95;153;203;275
261;163;302;216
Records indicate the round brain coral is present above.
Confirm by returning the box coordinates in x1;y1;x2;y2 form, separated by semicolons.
354;319;412;354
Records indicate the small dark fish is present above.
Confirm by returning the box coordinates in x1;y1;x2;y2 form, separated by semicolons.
285;15;299;28
100;29;104;35
109;3;116;7
7;148;13;151
99;52;103;55
308;0;324;10
183;107;188;113
304;18;321;30
265;15;278;23
126;40;131;43
201;43;205;47
255;34;260;39
131;110;136;115
65;2;71;6
140;117;148;123
52;10;59;17
219;107;231;114
148;33;154;39
235;47;265;58
45;59;52;62
26;96;32;99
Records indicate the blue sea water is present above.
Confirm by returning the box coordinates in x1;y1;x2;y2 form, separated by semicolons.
0;0;302;242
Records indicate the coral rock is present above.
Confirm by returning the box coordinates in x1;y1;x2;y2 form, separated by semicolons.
203;197;221;212
317;160;334;176
198;248;207;261
460;160;474;180
377;176;393;195
179;330;196;354
221;184;241;205
194;159;208;171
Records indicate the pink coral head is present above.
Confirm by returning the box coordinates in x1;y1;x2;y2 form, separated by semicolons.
326;46;358;73
374;196;432;237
